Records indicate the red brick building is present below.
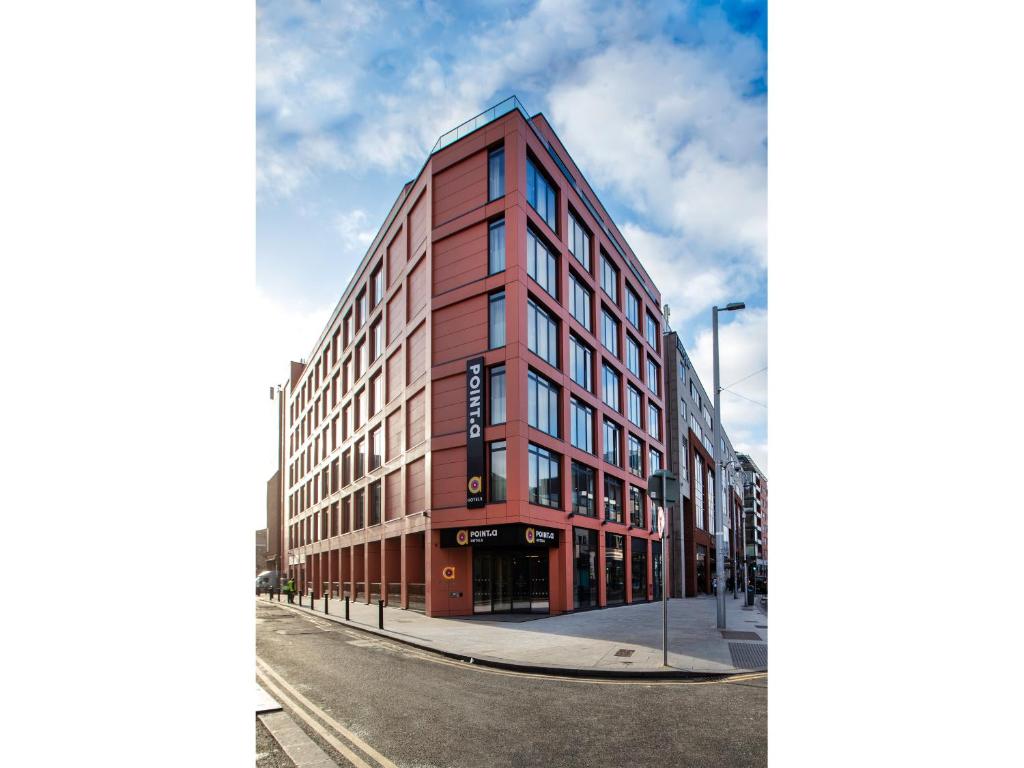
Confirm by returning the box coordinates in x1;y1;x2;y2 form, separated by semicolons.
278;98;668;617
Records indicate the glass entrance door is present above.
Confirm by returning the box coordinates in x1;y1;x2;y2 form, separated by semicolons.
472;549;549;613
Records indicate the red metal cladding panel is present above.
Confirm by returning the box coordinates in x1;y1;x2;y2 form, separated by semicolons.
432;222;487;296
430;446;466;510
432;295;487;367
386;349;403;403
406;321;427;385
406;456;426;515
406;388;426;449
387;227;405;286
408;259;428;319
384;469;402;522
430;372;466;438
432;151;487;228
386;288;404;344
385;410;402;462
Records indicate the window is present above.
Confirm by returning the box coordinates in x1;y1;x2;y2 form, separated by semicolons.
702;404;713;430
645;311;659;349
647;403;661;439
568;211;591;271
488;219;505;274
568;334;592;392
354;388;365;430
602;363;620;412
369;425;382;470
694;453;705;530
628;434;643;476
629;486;644;528
527;298;558;367
354;437;365;479
357;290;367;329
489;441;507;502
528;443;561;509
646;359;660;396
370;372;382;416
649;448;663;475
526;156;557;232
604;475;624;523
489;365;506;425
600;308;619;356
372;265;384;308
603;419;621;466
626;335;641;377
571;462;595;517
354;489;364;529
354;339;365;380
600;253;618;303
369;480;381;525
527;370;559;437
625;286;640;328
488;146;505;201
690;381;700;402
570;397;594;453
489;291;505;349
568;272;592;330
371;319;383;361
627;384;642;427
690;413;701;437
342;448;351;486
526;228;558;299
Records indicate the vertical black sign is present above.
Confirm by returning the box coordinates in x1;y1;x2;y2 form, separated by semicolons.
466;356;485;508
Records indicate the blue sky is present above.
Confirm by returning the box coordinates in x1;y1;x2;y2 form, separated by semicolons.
255;0;768;509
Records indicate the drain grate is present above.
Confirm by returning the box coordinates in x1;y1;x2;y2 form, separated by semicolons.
729;642;768;669
721;630;761;641
614;648;636;657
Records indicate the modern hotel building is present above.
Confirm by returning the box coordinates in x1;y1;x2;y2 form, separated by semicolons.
273;98;670;617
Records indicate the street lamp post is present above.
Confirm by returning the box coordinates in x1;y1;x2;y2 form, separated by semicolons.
713;302;744;630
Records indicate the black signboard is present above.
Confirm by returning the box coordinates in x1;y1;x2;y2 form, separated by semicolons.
466;356;485;508
440;523;559;548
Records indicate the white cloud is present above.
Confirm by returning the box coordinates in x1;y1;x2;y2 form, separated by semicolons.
333;209;376;253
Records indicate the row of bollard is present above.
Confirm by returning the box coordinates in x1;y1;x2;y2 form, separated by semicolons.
275;588;383;630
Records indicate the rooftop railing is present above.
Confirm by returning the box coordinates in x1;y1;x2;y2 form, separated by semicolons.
430;96;527;154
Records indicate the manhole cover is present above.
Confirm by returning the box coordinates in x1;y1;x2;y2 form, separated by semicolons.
614;648;635;657
721;630;761;641
729;642;768;669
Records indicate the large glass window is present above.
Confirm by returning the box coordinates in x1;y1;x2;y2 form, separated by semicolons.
527;370;559;437
354;489;365;529
647;359;660;396
626;335;641;377
527;298;558;367
601;308;619;356
650;447;663;475
528;443;561;509
645;311;659;349
526;228;558;299
631;537;647;601
568;211;591;271
604;476;624;523
694;453;705;530
569;397;594;453
488;146;505;201
574;528;599;609
605;533;625;605
489;291;505;349
568;334;592;392
647;403;661;439
489;441;507;502
628;434;644;476
602;363;620;412
568;272;592;330
369;425;382;470
489;365;506;425
600;253;618;303
627;384;642;428
369;480;381;525
629;485;645;528
372;265;385;308
625;286;640;328
571;462;595;517
603;419;621;466
526;156;557;232
488;219;505;274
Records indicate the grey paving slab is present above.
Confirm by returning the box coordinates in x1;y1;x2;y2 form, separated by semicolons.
259;711;338;768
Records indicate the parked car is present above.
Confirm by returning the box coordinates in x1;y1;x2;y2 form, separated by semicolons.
255;570;281;593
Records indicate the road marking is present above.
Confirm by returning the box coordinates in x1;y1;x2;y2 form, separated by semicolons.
257;656;400;768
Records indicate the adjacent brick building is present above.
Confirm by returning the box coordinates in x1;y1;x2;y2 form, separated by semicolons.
276;98;670;616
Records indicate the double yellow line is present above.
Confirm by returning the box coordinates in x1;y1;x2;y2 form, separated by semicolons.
256;655;399;768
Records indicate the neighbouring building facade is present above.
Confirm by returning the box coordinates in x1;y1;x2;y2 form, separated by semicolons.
255;528;268;574
275;98;669;617
738;453;768;590
264;469;282;574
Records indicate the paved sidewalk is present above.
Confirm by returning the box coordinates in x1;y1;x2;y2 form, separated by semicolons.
260;591;767;676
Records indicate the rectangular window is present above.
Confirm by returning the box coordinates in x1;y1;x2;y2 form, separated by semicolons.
354;437;365;479
528;443;561;509
489;291;506;349
647;403;661;439
627;384;642;428
602;363;620;412
650;448;663;475
625;286;640;328
370;373;382;416
690;413;701;437
603;419;621;466
629;485;644;528
369;480;381;525
371;319;383;361
488;146;505;201
645;311;659;349
568;333;593;392
604;475;623;523
369;425;382;470
354;489;364;529
571;462;595;517
527;370;559;437
626;335;641;377
526;228;558;299
489;365;506;425
568;211;591;271
372;265;384;308
601;308;619;357
568;272;592;330
526;156;557;232
569;397;594;454
628;434;643;476
357;290;367;329
647;359;660;396
702;403;713;431
489;440;507;502
690;381;700;402
488;219;505;274
600;253;618;303
694;453;705;530
354;340;365;380
527;298;558;367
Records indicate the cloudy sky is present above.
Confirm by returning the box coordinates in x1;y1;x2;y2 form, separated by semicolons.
255;0;767;526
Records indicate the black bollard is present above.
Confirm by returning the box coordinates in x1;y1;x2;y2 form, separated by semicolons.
324;594;328;615
378;599;384;629
345;595;350;621
299;592;303;607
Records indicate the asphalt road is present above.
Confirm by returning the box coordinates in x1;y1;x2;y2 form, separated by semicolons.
256;600;766;768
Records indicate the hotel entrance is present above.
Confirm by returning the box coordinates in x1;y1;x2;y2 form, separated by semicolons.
472;549;549;614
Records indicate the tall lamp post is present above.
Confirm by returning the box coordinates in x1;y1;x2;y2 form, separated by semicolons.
713;302;745;630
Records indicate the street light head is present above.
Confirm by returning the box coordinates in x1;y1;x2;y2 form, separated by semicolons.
725;302;746;312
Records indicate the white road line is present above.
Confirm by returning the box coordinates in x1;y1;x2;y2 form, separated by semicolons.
257;656;400;768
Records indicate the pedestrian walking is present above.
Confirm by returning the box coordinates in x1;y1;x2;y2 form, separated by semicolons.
285;576;295;604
